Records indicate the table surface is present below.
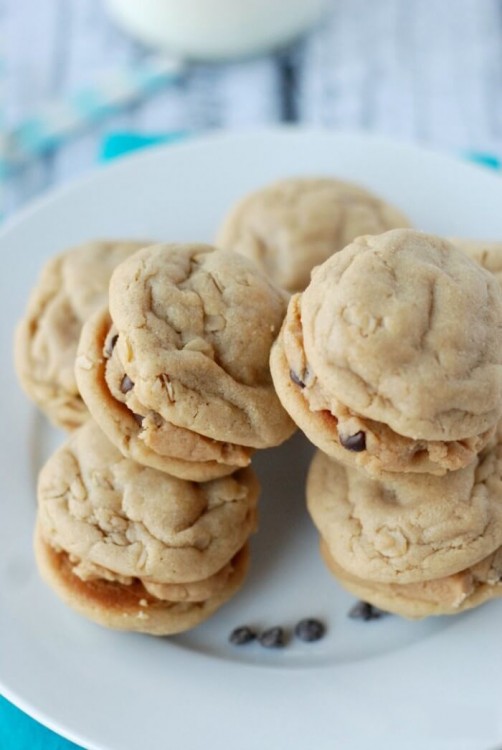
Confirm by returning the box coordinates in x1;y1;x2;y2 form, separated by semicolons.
2;1;502;748
3;0;502;216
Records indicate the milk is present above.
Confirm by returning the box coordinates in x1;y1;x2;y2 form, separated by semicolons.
105;0;326;60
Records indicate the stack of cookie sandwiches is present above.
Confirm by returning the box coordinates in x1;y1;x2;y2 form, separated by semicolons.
16;241;295;635
271;228;502;618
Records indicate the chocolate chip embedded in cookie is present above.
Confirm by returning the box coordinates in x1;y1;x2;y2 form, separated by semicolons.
35;420;258;634
76;308;250;480
76;243;296;479
271;229;502;476
320;538;502;620
14;239;150;430
216;177;410;293
307;448;502;584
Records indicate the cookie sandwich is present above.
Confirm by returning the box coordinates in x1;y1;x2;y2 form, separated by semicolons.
76;243;296;480
36;420;259;635
307;446;502;587
271;229;502;476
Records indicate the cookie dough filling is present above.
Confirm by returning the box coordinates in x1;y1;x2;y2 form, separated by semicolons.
321;538;502;619
103;325;252;466
14;239;150;430
63;542;243;603
35;528;250;635
271;230;502;476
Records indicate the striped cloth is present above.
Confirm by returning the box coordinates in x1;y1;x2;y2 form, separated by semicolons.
0;55;184;178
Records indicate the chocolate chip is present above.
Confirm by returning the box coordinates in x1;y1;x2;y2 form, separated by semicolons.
229;626;257;645
348;601;388;621
120;375;134;393
104;333;118;358
132;413;144;427
289;369;306;388
294;618;325;642
259;626;286;648
339;431;366;452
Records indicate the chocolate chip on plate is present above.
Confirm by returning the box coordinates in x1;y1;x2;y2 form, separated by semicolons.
348;600;388;621
339;431;366;452
294;618;325;642
120;374;134;394
104;333;118;358
289;369;306;388
229;626;257;646
259;626;286;648
132;412;144;427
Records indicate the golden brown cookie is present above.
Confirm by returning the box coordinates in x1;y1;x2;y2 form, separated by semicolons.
271;230;502;476
14;240;149;429
320;538;502;620
216;177;410;293
37;420;259;585
76;243;296;479
307;448;502;584
35;527;250;635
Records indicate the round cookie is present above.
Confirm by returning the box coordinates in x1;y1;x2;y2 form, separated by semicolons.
216;177;410;293
35;527;249;635
271;229;502;476
307;447;502;584
37;420;259;585
76;243;296;479
320;539;502;620
15;239;149;430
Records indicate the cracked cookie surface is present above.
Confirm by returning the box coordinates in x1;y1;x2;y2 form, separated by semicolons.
37;420;259;586
216;177;410;293
15;239;149;429
271;230;502;475
307;447;502;584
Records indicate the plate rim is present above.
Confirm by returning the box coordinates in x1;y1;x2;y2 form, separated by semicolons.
2;126;502;750
1;125;500;243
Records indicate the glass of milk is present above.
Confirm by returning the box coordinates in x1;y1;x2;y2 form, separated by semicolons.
104;0;327;61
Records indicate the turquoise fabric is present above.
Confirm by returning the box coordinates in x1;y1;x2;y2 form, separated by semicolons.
99;131;187;161
1;137;498;749
464;150;501;169
0;697;82;749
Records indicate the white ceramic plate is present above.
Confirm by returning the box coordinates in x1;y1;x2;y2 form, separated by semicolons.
2;129;502;750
